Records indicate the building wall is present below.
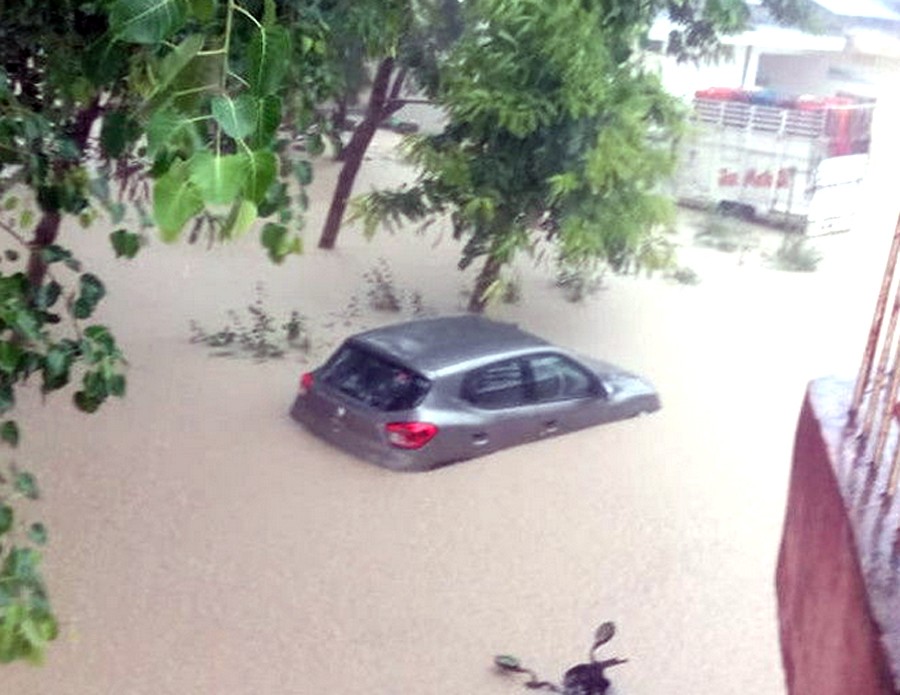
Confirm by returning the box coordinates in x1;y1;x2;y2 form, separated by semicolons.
756;53;832;92
776;388;897;695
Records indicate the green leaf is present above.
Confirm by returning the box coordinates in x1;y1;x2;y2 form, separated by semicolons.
108;374;127;398
0;420;19;448
43;346;72;391
293;160;313;186
220;200;257;239
110;229;142;259
189;0;216;20
83;37;129;86
83;325;116;350
146;107;200;159
188;152;248;206
110;0;189;44
27;523;47;546
211;94;257;140
0;343;22;376
0;383;15;414
14;472;38;500
260;223;302;264
41;245;81;271
247;26;290;96
73;274;106;320
153;160;204;242
74;391;102;414
0;505;12;535
253;95;281;147
99;111;140;159
262;0;276;26
3;196;19;211
306;132;325;157
147;34;206;105
243;150;277;205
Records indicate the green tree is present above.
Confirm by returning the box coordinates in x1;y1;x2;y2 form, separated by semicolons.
315;0;463;249
0;0;326;662
353;0;810;312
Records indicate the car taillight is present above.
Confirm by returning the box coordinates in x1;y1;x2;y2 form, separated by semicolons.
385;422;438;449
299;371;314;395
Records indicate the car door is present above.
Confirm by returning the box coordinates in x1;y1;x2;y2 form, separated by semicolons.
521;352;608;437
457;357;535;456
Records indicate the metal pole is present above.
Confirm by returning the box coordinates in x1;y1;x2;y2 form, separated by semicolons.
871;324;900;469
888;434;900;496
851;214;900;420
859;243;900;442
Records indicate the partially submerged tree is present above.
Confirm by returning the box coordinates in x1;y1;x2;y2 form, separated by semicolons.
353;0;811;312
315;0;463;249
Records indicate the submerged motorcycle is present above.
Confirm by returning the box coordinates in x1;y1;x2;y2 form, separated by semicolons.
494;621;627;695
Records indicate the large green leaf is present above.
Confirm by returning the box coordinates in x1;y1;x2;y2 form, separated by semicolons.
189;0;216;21
243;150;277;205
147;107;200;158
83;38;129;87
220;200;257;239
170;52;223;111
99;111;140;159
146;34;206;106
211;94;258;140
254;95;282;147
246;26;290;96
110;0;189;44
188;152;249;206
153;160;204;241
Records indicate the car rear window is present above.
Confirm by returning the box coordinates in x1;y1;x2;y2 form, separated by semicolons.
321;343;431;411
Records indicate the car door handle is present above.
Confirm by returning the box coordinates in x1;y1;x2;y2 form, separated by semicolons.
472;433;489;447
542;420;559;435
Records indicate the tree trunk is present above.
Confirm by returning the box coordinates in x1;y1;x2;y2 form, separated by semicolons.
468;254;504;314
26;211;61;289
317;58;406;250
26;98;102;289
318;118;379;250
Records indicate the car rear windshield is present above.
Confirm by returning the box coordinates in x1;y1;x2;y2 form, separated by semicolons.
321;343;431;411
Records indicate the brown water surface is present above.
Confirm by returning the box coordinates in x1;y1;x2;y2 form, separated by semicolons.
3;132;889;694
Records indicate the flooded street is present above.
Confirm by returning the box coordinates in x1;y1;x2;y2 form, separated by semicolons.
3;132;890;694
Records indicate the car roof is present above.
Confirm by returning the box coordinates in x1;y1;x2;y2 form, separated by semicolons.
349;315;551;375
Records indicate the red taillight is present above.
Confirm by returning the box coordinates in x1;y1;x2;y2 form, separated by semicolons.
299;371;314;395
385;422;438;450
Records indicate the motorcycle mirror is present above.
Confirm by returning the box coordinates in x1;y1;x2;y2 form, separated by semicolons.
592;622;616;651
494;655;522;671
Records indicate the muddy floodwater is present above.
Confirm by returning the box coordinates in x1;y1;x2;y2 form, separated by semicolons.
3;132;893;695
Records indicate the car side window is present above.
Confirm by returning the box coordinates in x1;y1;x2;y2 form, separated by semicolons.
527;354;595;402
463;359;529;409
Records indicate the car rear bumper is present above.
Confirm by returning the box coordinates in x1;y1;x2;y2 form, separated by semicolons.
289;396;433;471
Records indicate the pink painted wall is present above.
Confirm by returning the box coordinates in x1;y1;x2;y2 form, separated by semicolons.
776;391;897;695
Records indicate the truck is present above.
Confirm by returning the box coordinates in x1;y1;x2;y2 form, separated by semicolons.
674;90;875;235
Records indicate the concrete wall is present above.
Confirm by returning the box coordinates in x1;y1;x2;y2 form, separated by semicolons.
776;390;897;695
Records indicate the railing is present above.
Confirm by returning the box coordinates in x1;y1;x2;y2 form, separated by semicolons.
847;213;900;580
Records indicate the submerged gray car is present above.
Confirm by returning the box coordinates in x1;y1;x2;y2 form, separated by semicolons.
290;315;660;470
